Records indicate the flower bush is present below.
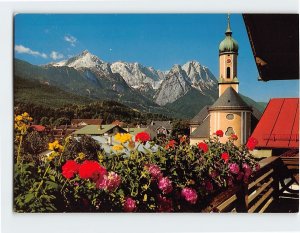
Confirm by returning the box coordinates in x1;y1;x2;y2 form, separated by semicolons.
14;113;260;213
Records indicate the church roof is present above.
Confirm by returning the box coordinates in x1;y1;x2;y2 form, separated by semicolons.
209;87;251;111
190;105;210;124
190;116;210;138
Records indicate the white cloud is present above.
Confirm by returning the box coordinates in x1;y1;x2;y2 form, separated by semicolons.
14;45;48;59
64;35;77;47
50;51;64;60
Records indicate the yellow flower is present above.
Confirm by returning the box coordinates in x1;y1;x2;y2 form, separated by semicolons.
112;144;124;151
78;152;86;160
48;140;63;152
22;112;29;117
15;115;23;122
114;133;132;144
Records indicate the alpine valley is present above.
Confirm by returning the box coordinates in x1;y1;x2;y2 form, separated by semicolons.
14;50;264;119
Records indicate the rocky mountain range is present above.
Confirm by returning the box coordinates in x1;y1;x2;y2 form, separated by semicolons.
14;50;221;119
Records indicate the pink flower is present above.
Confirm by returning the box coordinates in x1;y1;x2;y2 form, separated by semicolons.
243;163;252;177
181;187;198;204
157;195;173;212
229;163;240;174
227;177;234;187
237;172;244;181
146;164;163;180
123;197;136;212
209;170;218;178
255;163;260;171
205;181;214;192
197;142;209;153
158;177;173;194
215;130;224;137
96;171;121;191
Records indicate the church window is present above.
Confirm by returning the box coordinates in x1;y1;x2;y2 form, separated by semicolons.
226;114;234;120
226;67;231;79
225;127;235;136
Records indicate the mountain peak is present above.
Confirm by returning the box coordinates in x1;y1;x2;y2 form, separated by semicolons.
81;49;90;55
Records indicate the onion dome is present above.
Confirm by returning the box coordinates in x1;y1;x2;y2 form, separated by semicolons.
219;15;239;54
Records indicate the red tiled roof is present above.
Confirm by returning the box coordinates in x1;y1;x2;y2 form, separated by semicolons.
30;125;46;132
250;98;299;149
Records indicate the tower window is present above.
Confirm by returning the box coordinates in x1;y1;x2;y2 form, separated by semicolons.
226;67;231;79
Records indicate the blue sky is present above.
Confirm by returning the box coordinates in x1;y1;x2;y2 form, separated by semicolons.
14;14;299;102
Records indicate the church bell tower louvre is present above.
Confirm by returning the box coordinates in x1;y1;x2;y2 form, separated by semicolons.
218;14;239;97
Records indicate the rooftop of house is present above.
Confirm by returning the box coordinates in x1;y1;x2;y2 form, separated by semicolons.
190;116;210;138
250;98;299;149
71;119;103;125
190;105;210;125
209;87;251;111
149;121;172;130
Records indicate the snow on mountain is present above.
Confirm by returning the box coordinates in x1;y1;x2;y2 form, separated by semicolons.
154;64;192;106
52;50;113;78
55;50;105;69
50;50;217;106
111;61;164;90
182;61;218;93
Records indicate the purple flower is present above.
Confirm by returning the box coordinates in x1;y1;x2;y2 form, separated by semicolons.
181;187;198;204
123;197;136;212
229;163;240;174
96;171;121;191
158;177;173;194
147;164;163;180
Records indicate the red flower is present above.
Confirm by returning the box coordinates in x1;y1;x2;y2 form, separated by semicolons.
179;135;187;144
165;140;177;149
246;137;258;150
221;152;230;163
215;130;224;137
157;195;173;212
135;131;150;143
123;197;136;212
79;160;107;181
197;142;209;153
230;134;238;140
62;160;79;179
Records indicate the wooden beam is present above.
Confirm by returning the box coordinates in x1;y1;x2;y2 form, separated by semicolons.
248;178;274;204
249;169;274;189
248;187;274;213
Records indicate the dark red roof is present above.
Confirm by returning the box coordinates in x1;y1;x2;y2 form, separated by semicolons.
30;125;46;132
251;98;299;149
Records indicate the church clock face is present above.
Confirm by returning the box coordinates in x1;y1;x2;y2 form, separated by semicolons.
226;58;231;64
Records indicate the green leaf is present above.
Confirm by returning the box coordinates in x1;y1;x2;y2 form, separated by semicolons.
24;193;35;204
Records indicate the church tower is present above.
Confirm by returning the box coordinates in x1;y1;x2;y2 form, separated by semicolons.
209;15;251;146
218;15;239;97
